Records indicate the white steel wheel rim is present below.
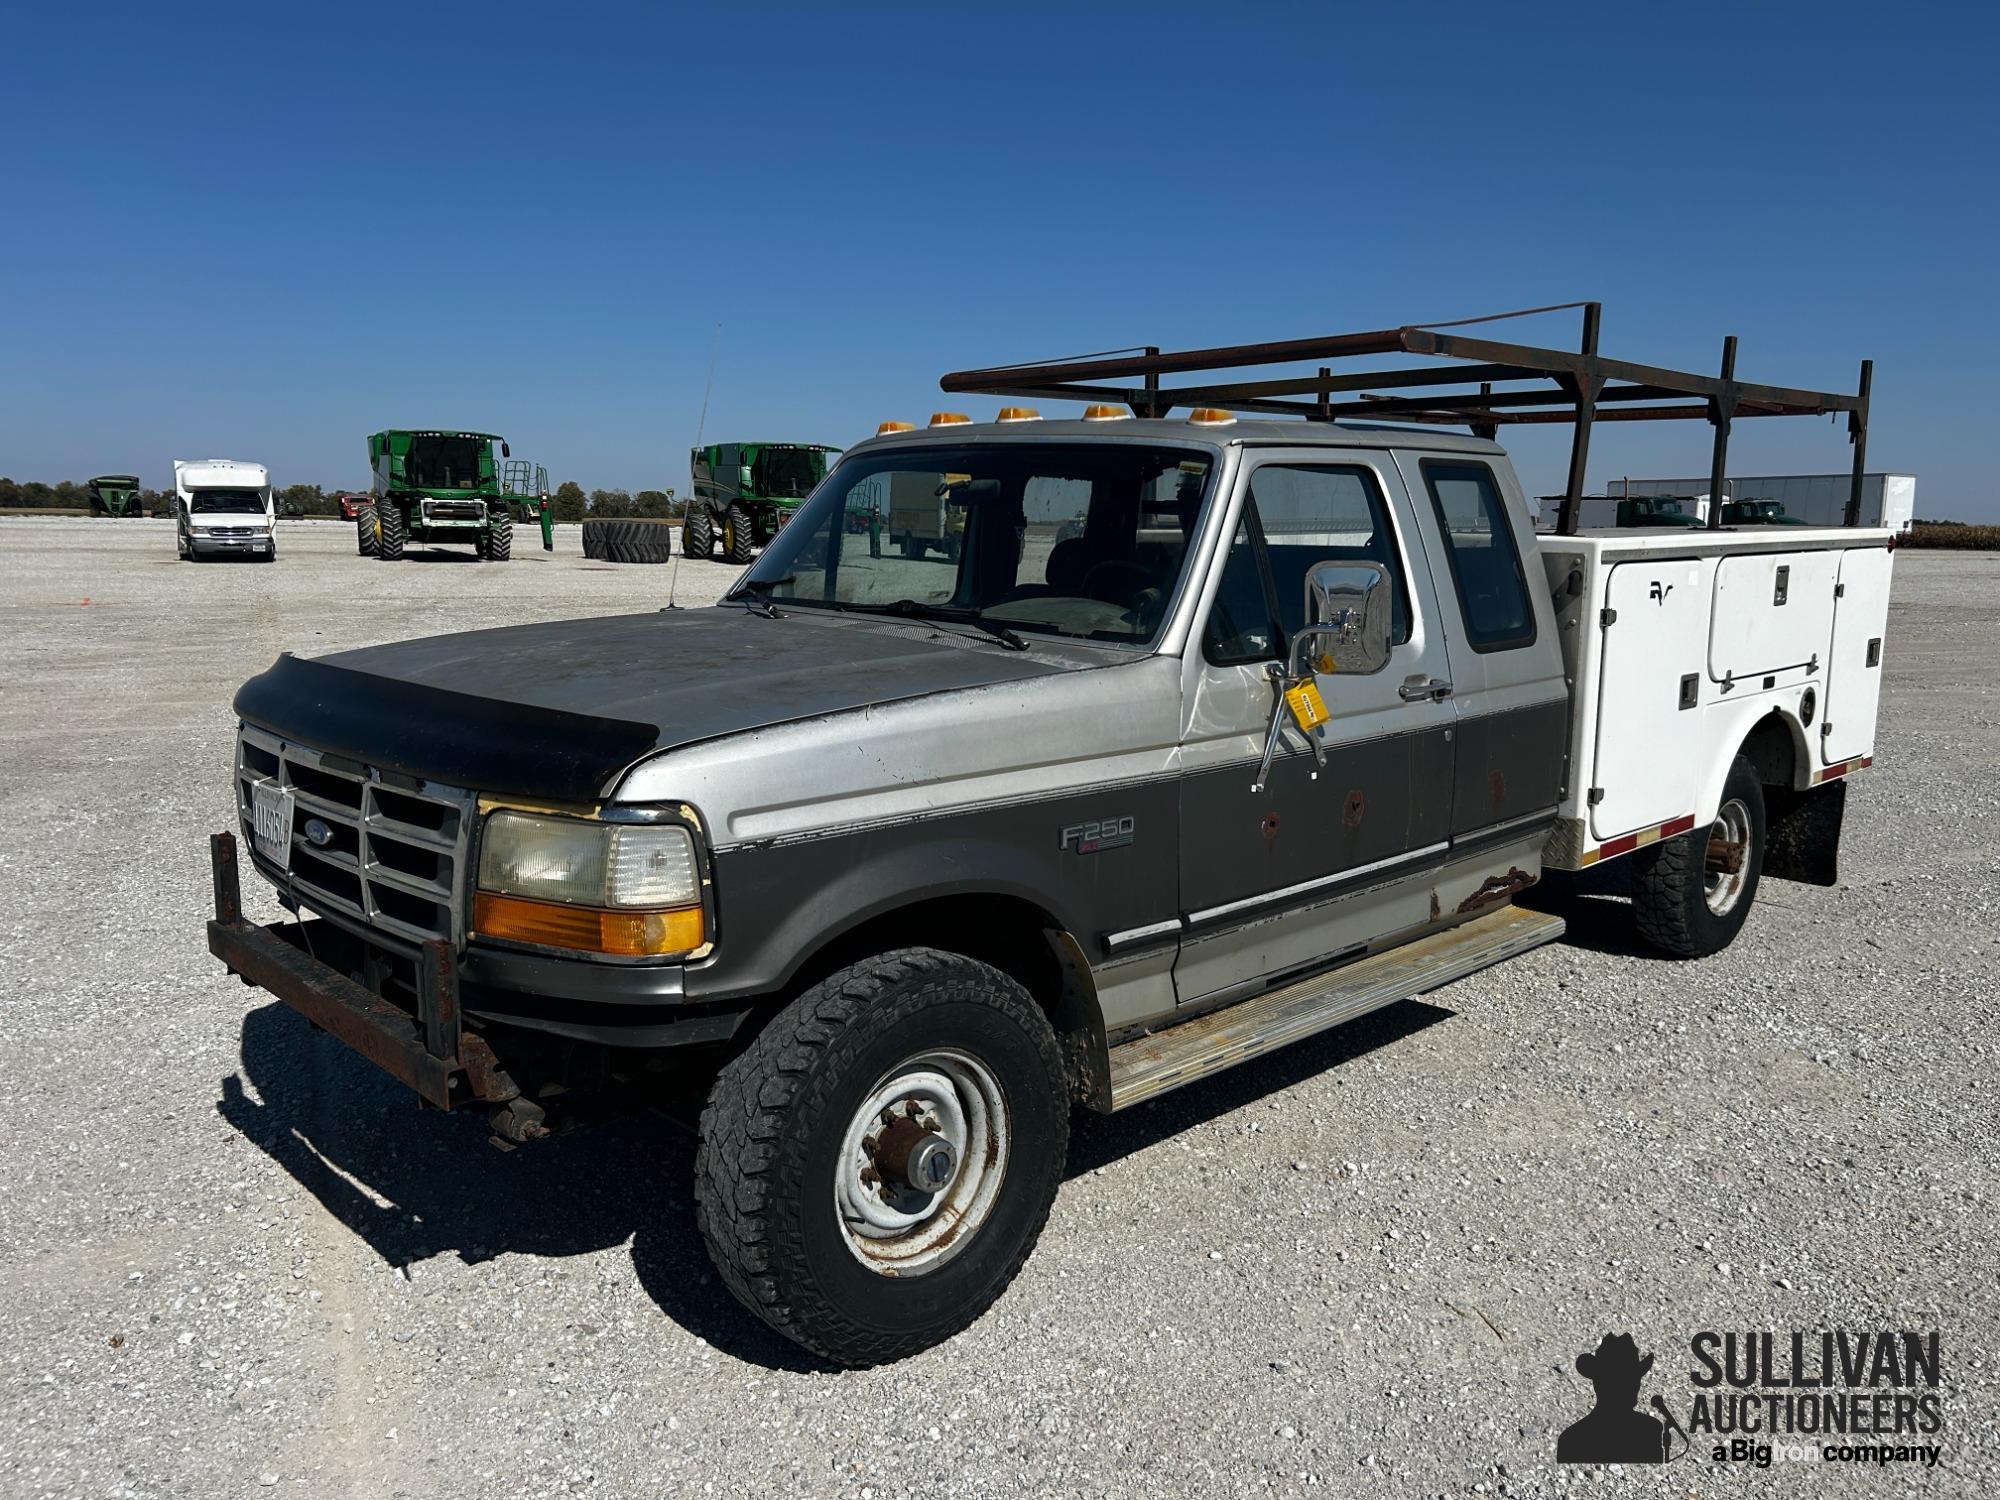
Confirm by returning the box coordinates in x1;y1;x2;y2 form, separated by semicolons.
833;1048;1010;1277
1704;798;1752;916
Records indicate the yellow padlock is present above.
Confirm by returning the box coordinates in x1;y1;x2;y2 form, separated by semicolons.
1283;679;1329;733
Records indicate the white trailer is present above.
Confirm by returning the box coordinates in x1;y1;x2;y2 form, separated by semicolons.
174;458;275;562
1610;473;1915;533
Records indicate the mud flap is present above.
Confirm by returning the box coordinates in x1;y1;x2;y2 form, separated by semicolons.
1764;778;1846;887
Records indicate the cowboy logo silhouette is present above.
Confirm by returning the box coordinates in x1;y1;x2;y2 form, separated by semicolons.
1557;1333;1673;1464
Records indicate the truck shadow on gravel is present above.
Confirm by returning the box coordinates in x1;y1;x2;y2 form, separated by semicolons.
219;994;1455;1372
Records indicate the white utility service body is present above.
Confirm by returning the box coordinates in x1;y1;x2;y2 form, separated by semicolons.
174;458;275;560
1539;526;1893;870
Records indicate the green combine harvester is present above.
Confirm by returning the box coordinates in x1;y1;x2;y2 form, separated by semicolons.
87;475;145;518
683;442;840;562
356;430;519;561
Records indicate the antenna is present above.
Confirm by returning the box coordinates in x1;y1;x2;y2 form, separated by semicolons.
696;324;720;452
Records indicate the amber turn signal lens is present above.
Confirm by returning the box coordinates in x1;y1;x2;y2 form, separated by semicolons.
1187;407;1236;425
875;420;916;436
928;412;972;427
1081;404;1132;421
995;406;1040;423
474;892;704;957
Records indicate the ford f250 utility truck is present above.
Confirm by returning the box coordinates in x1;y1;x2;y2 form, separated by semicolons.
204;306;1889;1366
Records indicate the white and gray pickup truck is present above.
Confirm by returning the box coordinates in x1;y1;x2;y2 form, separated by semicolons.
204;312;1891;1365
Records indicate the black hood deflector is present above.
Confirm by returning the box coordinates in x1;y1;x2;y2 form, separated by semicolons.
232;608;1072;803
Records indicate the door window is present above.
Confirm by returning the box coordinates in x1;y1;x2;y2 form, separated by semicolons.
1202;463;1411;664
1418;460;1536;652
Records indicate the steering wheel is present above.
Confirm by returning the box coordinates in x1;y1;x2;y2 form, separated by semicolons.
1080;557;1154;606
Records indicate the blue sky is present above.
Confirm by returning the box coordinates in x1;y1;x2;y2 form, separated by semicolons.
4;2;1996;516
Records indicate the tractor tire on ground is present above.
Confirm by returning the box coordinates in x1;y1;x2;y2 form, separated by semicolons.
488;511;513;561
582;519;676;564
682;507;715;559
376;502;406;561
695;947;1069;1368
355;506;377;557
1632;754;1766;959
723;504;757;565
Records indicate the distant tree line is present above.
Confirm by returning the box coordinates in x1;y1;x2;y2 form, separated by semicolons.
0;476;681;522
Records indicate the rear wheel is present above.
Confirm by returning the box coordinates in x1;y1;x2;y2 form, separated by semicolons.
487;511;513;561
695;948;1068;1367
683;507;715;558
723;504;757;565
355;506;377;556
1632;754;1765;958
376;502;405;561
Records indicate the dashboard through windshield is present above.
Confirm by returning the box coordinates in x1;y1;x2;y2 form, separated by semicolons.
738;442;1217;646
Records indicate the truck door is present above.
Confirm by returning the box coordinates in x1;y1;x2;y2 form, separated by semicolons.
1822;545;1893;765
1175;451;1456;1004
1395;455;1568;848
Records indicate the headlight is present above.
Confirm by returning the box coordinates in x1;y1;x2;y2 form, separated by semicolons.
474;811;704;957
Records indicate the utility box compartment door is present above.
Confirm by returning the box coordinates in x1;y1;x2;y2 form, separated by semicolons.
1590;559;1707;841
1708;551;1838;684
1822;546;1893;765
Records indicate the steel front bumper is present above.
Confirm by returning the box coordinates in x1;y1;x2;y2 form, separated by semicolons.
206;832;482;1108
206;831;752;1113
190;533;273;554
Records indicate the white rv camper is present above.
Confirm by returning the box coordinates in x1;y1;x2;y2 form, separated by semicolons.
173;459;275;561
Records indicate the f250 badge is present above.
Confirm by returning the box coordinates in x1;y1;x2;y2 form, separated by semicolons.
1060;816;1134;855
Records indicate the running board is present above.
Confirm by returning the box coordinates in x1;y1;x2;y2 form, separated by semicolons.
1106;904;1565;1111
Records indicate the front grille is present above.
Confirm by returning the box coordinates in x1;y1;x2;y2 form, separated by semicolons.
422;500;486;521
236;725;476;948
208;526;259;537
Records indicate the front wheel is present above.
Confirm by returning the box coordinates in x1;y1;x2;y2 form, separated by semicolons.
723;504;756;565
695;948;1068;1367
1632;754;1765;958
682;506;714;558
487;511;512;561
355;505;377;556
376;501;406;560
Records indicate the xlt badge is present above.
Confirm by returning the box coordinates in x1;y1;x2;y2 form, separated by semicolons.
1060;816;1134;855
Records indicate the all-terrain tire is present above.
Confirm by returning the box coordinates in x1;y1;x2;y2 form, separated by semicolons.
723;504;757;565
1632;754;1766;958
682;507;714;558
355;506;377;556
488;511;512;561
695;948;1069;1367
376;502;406;561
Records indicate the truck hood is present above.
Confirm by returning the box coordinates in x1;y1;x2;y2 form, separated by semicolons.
233;607;1077;803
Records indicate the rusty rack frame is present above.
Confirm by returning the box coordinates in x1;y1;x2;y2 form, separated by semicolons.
939;301;1873;535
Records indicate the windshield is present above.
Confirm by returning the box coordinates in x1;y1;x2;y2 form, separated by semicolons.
757;447;828;499
189;488;266;514
406;436;488;491
739;441;1216;647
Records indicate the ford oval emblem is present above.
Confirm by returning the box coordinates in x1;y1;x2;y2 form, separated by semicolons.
303;817;334;849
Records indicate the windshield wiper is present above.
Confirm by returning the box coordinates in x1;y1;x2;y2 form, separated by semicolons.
876;598;1028;651
736;574;794;619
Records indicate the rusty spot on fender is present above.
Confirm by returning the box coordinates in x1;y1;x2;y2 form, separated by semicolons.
1260;812;1280;840
1343;790;1365;829
1488;769;1507;812
1456;866;1537;915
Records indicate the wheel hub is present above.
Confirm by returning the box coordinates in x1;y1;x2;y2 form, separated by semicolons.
834;1050;1009;1277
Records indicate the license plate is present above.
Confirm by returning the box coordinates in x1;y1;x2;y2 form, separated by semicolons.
251;779;294;870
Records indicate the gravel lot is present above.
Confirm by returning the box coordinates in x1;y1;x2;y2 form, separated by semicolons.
1;517;1993;1499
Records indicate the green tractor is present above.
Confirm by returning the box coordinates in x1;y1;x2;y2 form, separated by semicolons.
1720;496;1809;526
356;430;518;561
88;474;146;518
682;442;840;563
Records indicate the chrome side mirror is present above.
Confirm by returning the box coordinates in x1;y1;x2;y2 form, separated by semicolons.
1293;560;1393;677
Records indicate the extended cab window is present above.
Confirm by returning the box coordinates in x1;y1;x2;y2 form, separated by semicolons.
1419;459;1535;652
1203;463;1410;665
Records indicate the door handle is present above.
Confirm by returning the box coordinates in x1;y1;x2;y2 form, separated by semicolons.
1399;676;1453;702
